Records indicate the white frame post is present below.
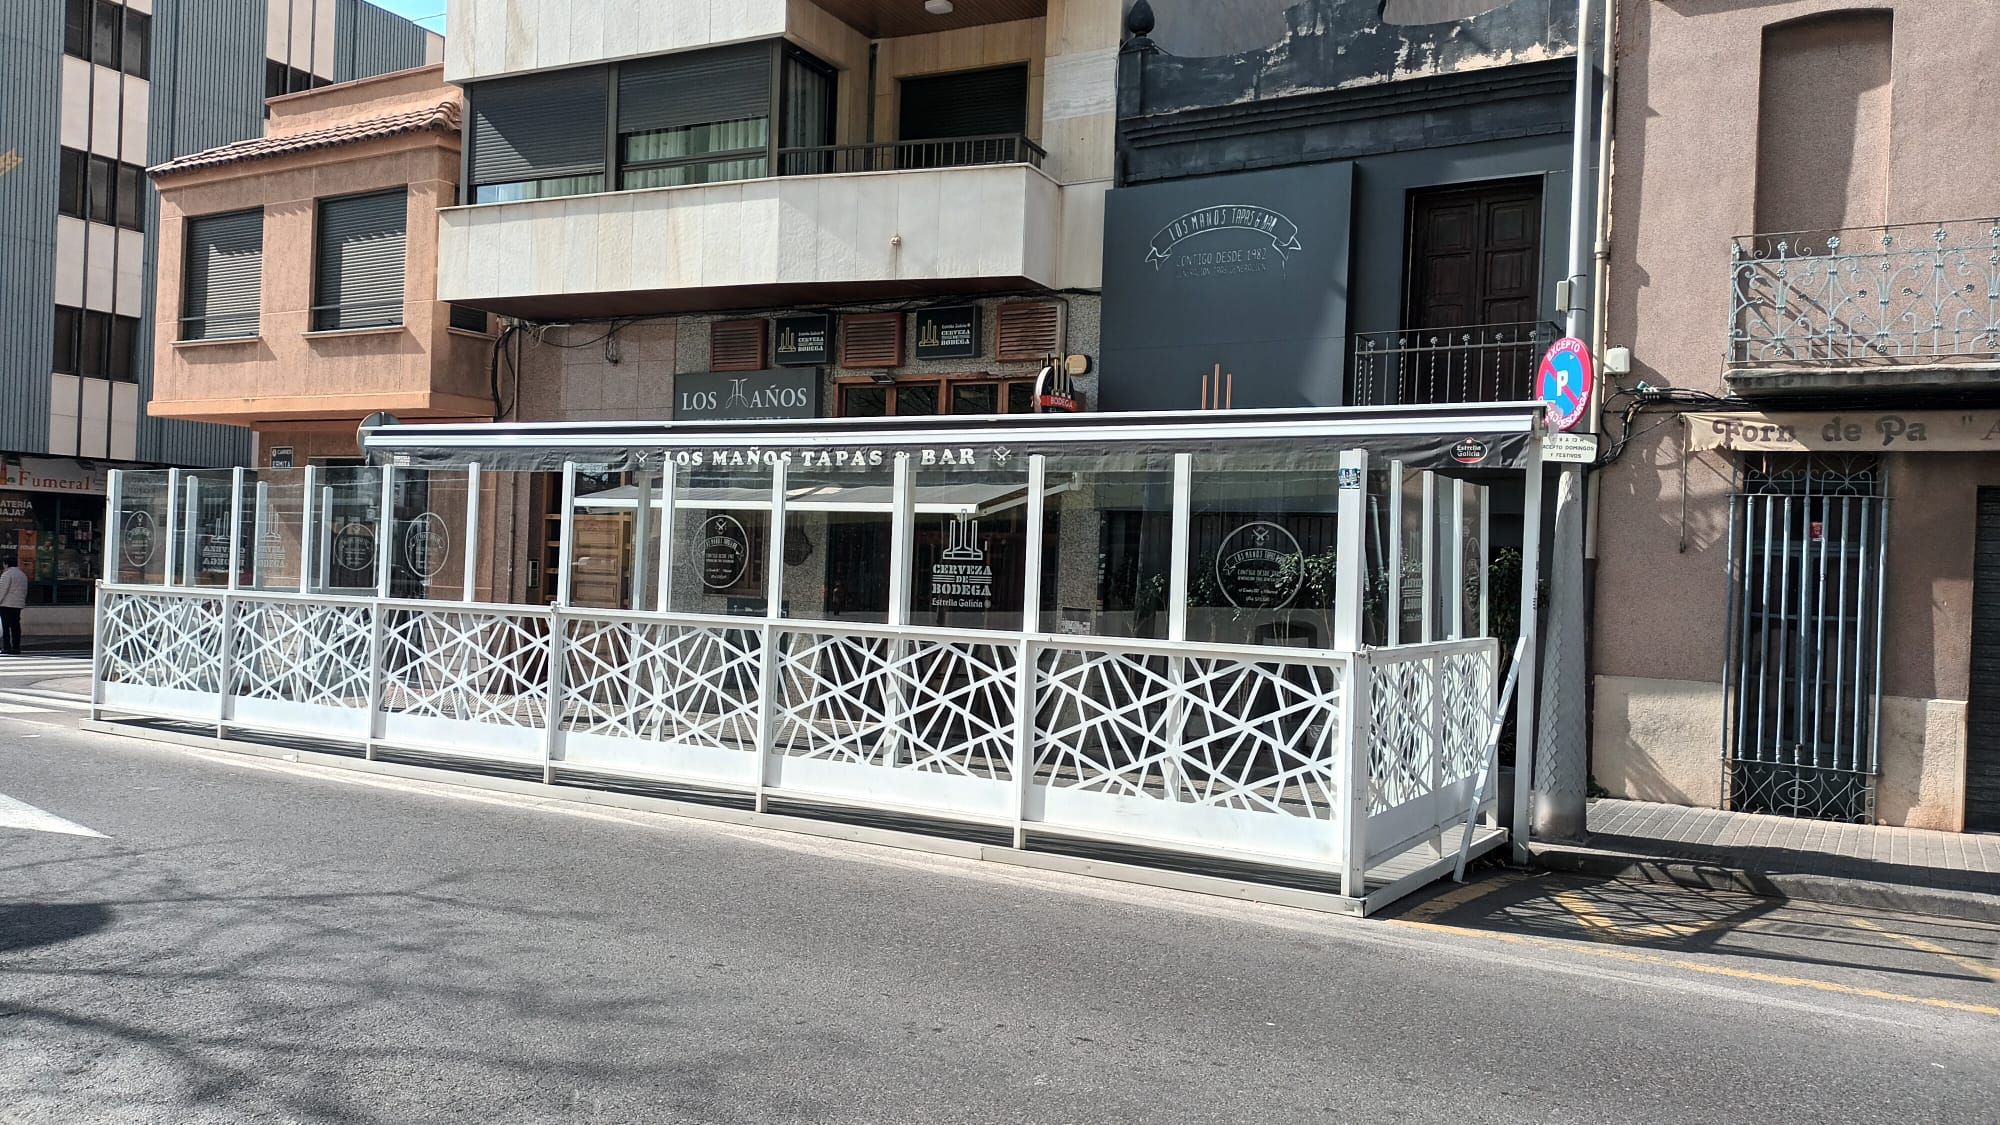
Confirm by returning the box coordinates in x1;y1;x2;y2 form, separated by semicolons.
102;469;123;585
1449;480;1470;640
1478;484;1491;639
462;462;482;603
629;469;654;613
375;464;396;599
654;459;678;613
1385;460;1403;647
1419;472;1437;644
1011;454;1048;849
226;467;245;594
251;479;271;590
882;454;915;767
554;462;578;608
1162;453;1195;801
752;458;791;812
542;463;579;784
1334;450;1371;895
1512;443;1546;863
178;473;200;587
299;464;318;595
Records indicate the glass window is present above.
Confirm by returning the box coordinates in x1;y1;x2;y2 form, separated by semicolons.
666;461;775;617
182;209;264;341
58;148;86;219
87;155;116;225
1006;381;1034;415
309;466;384;593
388;469;469;601
91;0;121;72
783;464;895;625
896;383;940;416
620;118;769;190
1040;454;1177;640
471;175;606;204
950;383;998;415
53;306;80;375
838;385;887;418
107;315;138;382
175;469;236;588
79;310;109;377
1187;460;1343;650
116;163;144;230
909;462;1030;633
313;189;407;331
64;0;91;59
121;9;149;78
240;469;305;593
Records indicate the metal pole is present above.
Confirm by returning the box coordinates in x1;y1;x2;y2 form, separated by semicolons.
753;458;790;813
1533;464;1589;840
1511;443;1545;864
376;464;396;599
1564;0;1594;342
226;467;245;593
1386;461;1403;646
1333;450;1369;652
163;468;181;587
463;462;482;603
655;459;678;613
180;475;199;586
102;469;122;585
1012;454;1048;850
555;462;577;608
1162;453;1195;803
883;454;914;767
630;470;654;612
299;465;318;595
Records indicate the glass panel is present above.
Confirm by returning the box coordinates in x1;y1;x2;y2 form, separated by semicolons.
909;462;1029;632
1398;468;1426;643
1364;467;1394;647
1187;457;1342;649
568;468;633;610
310;467;384;594
950;383;998;415
240;469;305;592
668;460;775;617
389;468;470;601
782;462;895;624
177;470;235;588
1040;453;1175;639
1432;475;1457;639
840;385;887;418
1461;484;1486;638
472;175;606;204
114;470;170;585
621;157;769;190
896;384;940;417
623;118;768;164
1005;381;1033;415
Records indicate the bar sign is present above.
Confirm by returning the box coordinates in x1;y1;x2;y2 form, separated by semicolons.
914;306;982;361
774;314;832;367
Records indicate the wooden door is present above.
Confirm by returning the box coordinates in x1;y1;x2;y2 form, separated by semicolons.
1405;180;1542;330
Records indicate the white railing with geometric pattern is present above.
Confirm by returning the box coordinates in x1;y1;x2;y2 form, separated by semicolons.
94;586;1499;883
1362;637;1500;862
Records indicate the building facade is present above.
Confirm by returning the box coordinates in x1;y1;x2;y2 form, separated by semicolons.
1591;0;2000;831
436;0;1122;606
0;0;438;634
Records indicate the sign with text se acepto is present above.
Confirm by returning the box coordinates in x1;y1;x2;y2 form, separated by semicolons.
1538;337;1593;433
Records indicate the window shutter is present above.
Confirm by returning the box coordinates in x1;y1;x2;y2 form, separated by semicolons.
996;301;1063;362
314;190;407;331
899;66;1030;139
840;313;904;368
470;68;608;185
710;319;768;372
449;304;490;333
182;209;263;340
619;44;772;135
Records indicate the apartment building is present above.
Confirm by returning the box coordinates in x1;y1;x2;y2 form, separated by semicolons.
1591;0;2000;831
0;0;438;634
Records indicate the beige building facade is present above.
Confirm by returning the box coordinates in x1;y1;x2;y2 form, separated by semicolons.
1592;0;2000;831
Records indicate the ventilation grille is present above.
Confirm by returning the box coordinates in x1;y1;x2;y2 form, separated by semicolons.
996;301;1063;362
711;319;768;372
840;313;904;368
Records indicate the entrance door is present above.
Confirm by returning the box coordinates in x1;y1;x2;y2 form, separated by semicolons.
1966;490;2000;831
1402;180;1543;402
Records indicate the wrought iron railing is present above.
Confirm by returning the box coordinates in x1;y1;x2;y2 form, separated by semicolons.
1349;322;1558;406
1728;218;2000;368
776;133;1047;177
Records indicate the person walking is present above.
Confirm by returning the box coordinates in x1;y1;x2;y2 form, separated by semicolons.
0;554;26;656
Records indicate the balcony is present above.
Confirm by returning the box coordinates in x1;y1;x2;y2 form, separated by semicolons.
1349;322;1558;407
438;145;1062;318
1727;218;2000;396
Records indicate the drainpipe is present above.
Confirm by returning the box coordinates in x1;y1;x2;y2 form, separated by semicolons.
1563;0;1594;342
1584;0;1618;561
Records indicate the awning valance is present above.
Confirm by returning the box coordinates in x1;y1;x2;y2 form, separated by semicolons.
1685;410;2000;454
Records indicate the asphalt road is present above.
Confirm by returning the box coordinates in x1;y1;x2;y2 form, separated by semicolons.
2;714;1996;1124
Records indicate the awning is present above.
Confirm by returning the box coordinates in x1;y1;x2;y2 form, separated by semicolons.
1685;410;2000;454
362;402;1546;475
575;480;1073;517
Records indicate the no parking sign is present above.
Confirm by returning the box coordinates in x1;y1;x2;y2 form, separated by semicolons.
1538;337;1594;433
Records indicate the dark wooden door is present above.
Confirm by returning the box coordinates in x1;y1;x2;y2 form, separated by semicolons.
1966;489;2000;831
1406;180;1542;330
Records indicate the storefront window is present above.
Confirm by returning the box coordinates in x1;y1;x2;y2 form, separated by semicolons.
310;466;384;594
0;490;102;606
1187;459;1343;650
784;464;895;625
908;463;1030;633
390;469;470;601
115;470;171;587
1040;454;1176;640
176;469;236;588
666;461;775;617
240;470;305;593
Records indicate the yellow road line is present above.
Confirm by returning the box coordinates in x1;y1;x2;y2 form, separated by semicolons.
1550;889;1745;942
1846;916;2000;984
1385;917;2000;1018
1401;871;1526;923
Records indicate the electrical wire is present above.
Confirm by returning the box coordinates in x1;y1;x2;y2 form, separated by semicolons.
1596;380;1750;466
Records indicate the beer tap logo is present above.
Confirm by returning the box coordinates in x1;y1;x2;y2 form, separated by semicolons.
942;516;985;562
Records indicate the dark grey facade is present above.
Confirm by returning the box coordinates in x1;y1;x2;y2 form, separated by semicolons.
1099;0;1586;412
0;2;64;458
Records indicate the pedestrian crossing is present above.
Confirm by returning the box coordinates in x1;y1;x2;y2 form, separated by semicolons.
0;652;95;722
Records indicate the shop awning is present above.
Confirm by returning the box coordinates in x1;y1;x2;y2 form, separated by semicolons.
1685;409;2000;454
575;480;1072;517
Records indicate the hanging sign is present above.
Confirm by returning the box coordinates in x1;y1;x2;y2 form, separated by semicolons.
773;315;833;367
913;306;982;361
675;370;820;421
269;446;295;470
928;517;995;611
701;514;750;590
1541;432;1600;464
1213;521;1305;610
1684;410;2000;453
1538;337;1594;433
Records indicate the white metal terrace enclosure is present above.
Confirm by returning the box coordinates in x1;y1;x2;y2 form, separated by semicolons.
92;405;1548;915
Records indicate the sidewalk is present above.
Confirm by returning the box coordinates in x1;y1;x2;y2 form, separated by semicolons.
1533;798;2000;922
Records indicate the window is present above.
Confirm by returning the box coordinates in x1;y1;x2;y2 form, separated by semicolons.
616;43;773;190
448;304;490;333
107;315;138;381
182;209;264;341
58;148;86;219
838;381;940;418
265;60;325;100
64;0;90;59
87;154;115;225
115;163;143;230
91;0;122;73
79;310;109;377
121;9;148;78
313;190;407;331
53;306;80;374
468;67;609;204
947;380;1038;415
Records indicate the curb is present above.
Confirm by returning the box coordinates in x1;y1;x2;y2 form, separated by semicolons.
1531;842;2000;924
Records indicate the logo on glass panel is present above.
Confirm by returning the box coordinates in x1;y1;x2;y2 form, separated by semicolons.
403;513;450;580
121;510;156;568
1214;521;1305;610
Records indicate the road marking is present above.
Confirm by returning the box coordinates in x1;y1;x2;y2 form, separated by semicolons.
1387;917;2000;1018
1550;889;1748;942
0;702;51;715
1846;916;2000;984
1401;870;1527;922
0;690;92;712
0;792;106;838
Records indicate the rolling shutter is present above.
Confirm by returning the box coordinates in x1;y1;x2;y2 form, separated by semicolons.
996;301;1063;362
470;67;608;185
711;319;768;372
619;43;772;135
899;66;1029;140
840;313;904;368
315;190;407;331
182;209;263;341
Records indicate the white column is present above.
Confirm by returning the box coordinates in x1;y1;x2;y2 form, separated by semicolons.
1333;450;1370;652
887;453;914;628
753;459;790;812
1511;443;1546;863
375;464;396;599
251;480;271;590
463;463;482;603
1385;461;1403;647
226;467;245;592
655;459;678;613
1011;454;1048;849
555;463;577;608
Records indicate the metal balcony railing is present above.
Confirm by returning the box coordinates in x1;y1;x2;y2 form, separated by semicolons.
776;133;1046;177
1349;322;1559;407
1728;219;2000;368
